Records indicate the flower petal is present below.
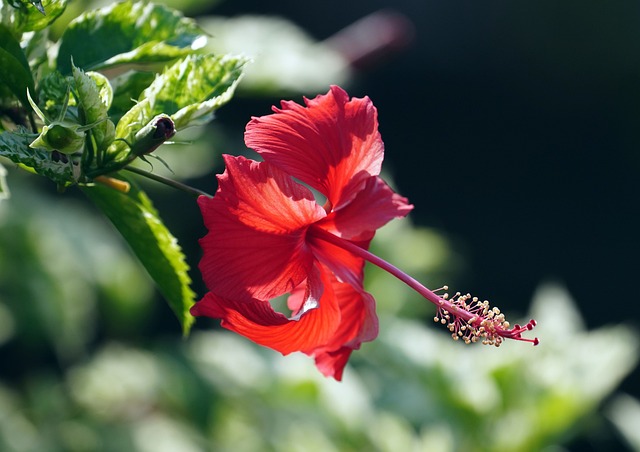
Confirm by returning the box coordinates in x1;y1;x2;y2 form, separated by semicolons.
314;348;353;381
245;85;384;210
310;272;379;381
198;155;326;301
190;265;341;355
318;176;413;241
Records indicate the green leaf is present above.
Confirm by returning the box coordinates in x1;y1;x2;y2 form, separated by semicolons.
56;0;206;74
0;161;9;201
0;128;77;184
0;0;68;33
147;54;248;129
72;65;115;151
108;54;246;160
37;70;71;119
0;23;35;108
82;174;195;335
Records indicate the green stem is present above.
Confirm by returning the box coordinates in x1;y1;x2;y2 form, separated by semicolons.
124;166;212;198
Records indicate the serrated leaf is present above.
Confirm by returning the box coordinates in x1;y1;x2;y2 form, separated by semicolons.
0;128;77;184
148;54;248;129
0;0;68;33
0;24;35;108
82;174;195;335
72;65;115;150
56;0;206;74
108;54;246;159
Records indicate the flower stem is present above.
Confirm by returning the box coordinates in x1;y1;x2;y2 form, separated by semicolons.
124;166;212;198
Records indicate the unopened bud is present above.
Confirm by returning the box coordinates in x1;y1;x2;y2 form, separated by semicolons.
130;114;176;157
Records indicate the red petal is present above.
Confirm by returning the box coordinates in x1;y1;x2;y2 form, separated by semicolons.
245;86;384;210
318;176;413;241
190;265;341;355
314;348;353;381
198;155;326;301
310;272;379;380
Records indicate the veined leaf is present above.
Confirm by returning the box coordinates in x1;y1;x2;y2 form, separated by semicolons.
0;128;77;184
148;54;248;129
72;65;115;151
0;0;68;33
82;174;195;335
56;0;206;74
0;24;35;108
108;54;246;159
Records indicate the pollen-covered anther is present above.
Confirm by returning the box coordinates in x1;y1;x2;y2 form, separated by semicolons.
433;287;539;347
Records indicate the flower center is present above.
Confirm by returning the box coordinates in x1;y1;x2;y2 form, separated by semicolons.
307;226;539;346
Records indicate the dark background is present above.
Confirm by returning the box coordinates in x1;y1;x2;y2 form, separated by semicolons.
205;0;640;434
208;0;640;340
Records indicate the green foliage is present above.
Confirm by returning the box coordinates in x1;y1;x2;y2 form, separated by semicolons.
0;127;77;184
0;179;154;360
72;66;116;152
82;174;195;335
200;15;350;95
107;54;247;162
147;54;248;130
0;0;68;33
56;0;206;74
0;23;35;108
1;2;638;450
0;198;636;450
0;0;245;331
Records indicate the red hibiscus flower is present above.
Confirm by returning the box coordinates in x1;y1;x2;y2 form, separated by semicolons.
191;86;537;381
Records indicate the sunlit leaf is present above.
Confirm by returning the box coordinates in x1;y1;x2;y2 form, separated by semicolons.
0;0;68;33
72;65;115;151
149;54;248;129
82;174;195;335
56;0;206;74
108;54;246;160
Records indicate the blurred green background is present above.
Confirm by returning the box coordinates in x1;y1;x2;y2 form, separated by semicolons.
2;0;640;450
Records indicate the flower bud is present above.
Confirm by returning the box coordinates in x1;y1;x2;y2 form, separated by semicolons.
129;114;176;157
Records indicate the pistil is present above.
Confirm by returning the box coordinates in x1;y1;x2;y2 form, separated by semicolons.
308;226;538;346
